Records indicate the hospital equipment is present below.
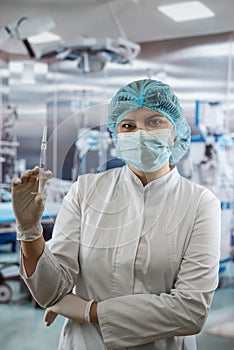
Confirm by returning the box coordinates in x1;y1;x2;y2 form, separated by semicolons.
0;105;19;191
191;100;234;268
75;128;111;175
0;16;140;72
0;200;61;248
0;199;62;302
0;261;20;303
0;16;55;58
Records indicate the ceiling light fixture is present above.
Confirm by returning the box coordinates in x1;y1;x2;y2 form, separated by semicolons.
158;1;215;22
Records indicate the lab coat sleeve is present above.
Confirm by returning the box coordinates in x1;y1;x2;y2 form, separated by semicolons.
20;181;81;308
97;190;221;349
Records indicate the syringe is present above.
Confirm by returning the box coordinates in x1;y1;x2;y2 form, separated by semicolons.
38;125;47;194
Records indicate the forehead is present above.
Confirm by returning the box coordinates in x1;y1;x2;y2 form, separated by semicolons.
120;107;167;121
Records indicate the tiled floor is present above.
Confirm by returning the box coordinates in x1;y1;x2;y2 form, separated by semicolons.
1;243;234;350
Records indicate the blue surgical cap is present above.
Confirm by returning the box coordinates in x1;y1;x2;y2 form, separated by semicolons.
108;79;191;165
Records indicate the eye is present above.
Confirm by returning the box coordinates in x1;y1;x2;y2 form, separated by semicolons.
147;117;165;128
119;122;136;131
149;119;161;125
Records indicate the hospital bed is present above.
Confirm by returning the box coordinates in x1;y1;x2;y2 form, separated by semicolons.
0;201;61;251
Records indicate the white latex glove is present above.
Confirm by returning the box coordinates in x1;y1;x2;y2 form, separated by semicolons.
44;293;94;326
11;166;52;241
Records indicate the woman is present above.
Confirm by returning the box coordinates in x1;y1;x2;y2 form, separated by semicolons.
12;79;221;350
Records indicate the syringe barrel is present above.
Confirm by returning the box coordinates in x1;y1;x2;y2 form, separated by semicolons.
41;141;47;151
40;149;46;168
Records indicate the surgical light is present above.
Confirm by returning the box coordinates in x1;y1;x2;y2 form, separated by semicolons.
28;31;61;44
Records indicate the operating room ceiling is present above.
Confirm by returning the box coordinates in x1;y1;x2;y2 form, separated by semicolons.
1;1;234;179
0;0;234;56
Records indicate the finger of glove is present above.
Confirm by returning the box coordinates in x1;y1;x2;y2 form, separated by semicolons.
12;177;21;187
11;168;38;191
38;170;53;192
45;312;55;326
21;167;40;184
44;309;58;326
43;170;53;179
20;167;52;186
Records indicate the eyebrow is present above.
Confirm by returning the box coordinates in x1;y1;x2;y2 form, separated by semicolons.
120;114;165;122
121;112;165;120
119;118;136;123
146;114;165;119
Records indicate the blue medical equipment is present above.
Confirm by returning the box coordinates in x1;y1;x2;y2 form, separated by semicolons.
0;261;20;303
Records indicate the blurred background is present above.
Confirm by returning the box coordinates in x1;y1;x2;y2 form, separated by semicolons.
0;1;234;349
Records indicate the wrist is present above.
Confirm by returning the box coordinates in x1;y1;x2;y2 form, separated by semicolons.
89;301;98;324
17;222;43;241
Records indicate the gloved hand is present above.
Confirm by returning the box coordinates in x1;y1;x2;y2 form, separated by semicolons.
44;293;94;326
11;166;52;241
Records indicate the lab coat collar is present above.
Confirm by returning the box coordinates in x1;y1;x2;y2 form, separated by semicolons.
122;164;180;191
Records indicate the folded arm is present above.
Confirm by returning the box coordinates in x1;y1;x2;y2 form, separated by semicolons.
96;193;221;349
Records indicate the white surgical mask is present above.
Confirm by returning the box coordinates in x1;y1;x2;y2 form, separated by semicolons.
116;129;173;172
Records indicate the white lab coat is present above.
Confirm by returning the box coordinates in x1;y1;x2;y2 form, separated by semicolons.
21;165;221;350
